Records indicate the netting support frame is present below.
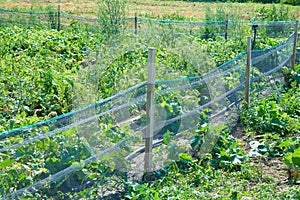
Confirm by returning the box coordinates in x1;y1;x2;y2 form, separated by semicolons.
225;14;228;40
144;47;156;172
245;36;252;104
57;5;61;31
135;12;138;35
292;20;299;68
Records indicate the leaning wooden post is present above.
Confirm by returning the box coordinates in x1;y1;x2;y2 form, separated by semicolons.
225;14;228;40
57;5;61;31
144;47;156;172
292;20;299;69
245;37;251;104
134;12;138;35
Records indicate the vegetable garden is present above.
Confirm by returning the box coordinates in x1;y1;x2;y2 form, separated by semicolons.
0;4;299;199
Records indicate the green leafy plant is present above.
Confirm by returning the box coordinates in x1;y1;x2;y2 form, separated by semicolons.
284;147;300;183
240;84;300;136
191;122;246;171
281;65;300;88
251;5;295;21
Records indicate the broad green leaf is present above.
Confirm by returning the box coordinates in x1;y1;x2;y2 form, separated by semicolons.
179;153;193;162
0;160;14;169
89;173;98;179
292;148;300;168
190;136;201;149
163;131;171;145
294;64;300;72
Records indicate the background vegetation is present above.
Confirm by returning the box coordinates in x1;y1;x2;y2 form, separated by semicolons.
183;0;299;6
0;0;299;19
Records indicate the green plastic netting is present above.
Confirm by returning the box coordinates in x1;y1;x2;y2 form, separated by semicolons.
0;9;299;198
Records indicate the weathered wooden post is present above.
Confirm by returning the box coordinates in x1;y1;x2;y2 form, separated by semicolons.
57;5;61;31
252;24;258;50
245;37;251;104
144;47;156;172
225;14;228;40
135;12;138;35
292;20;299;69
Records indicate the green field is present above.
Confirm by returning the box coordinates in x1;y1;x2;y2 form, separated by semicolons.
0;0;299;19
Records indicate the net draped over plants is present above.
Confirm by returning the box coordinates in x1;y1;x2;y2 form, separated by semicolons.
0;9;299;198
0;8;297;40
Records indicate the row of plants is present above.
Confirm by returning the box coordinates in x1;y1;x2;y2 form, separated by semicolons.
122;65;300;199
1;49;296;199
48;65;298;199
0;20;286;133
241;65;300;181
0;24;102;132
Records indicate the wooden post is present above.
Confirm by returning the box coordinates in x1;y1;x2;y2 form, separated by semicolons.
57;5;61;31
252;24;258;50
225;14;228;40
245;37;251;104
144;47;156;172
292;20;299;69
134;12;138;35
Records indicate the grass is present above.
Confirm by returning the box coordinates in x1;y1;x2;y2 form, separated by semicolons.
0;0;299;20
124;158;296;199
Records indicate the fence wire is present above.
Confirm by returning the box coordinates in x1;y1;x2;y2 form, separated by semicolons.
0;8;297;41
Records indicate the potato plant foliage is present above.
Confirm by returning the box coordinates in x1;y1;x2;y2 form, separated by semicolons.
0;18;298;199
125;68;300;200
0;25;100;131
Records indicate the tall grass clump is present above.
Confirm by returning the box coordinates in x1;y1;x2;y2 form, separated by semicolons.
97;0;126;37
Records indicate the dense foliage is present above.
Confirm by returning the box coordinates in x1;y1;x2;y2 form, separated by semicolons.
0;6;298;198
1;21;280;132
0;25;102;132
125;67;300;199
